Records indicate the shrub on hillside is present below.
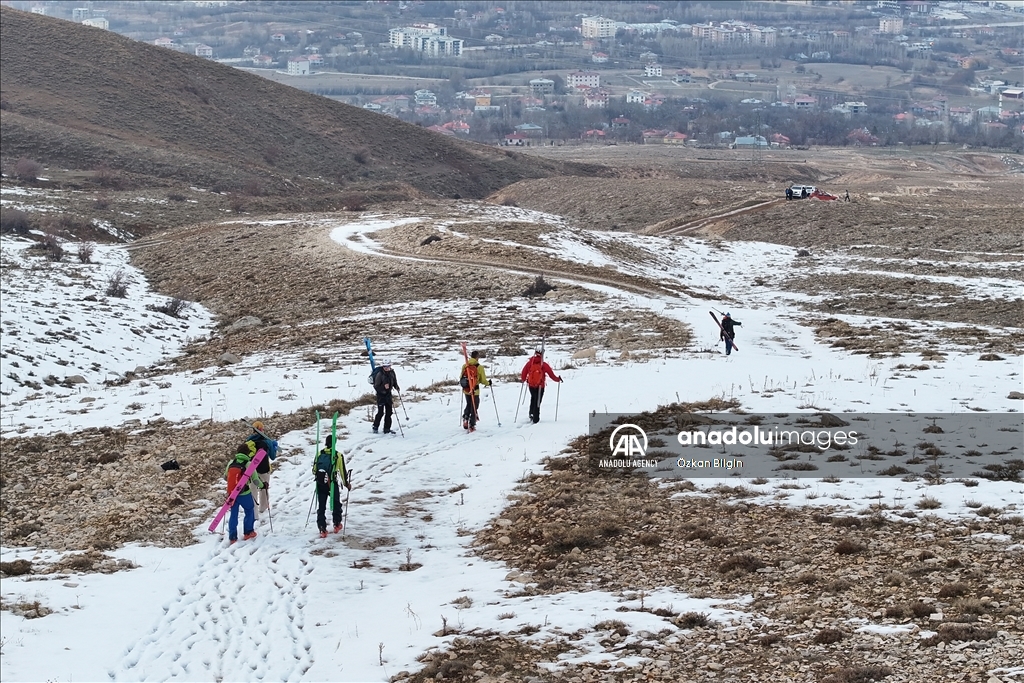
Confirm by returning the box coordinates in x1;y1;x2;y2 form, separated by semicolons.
149;296;192;318
76;242;95;264
353;147;371;164
106;270;129;298
0;208;32;234
14;157;43;181
523;275;554;297
41;233;64;261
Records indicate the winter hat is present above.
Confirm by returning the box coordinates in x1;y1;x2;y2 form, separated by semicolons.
724;312;731;318
252;420;265;431
534;347;543;355
380;359;392;367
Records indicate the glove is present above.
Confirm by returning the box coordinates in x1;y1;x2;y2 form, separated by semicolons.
488;381;493;386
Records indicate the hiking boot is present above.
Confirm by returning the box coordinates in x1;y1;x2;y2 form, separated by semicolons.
319;530;328;539
462;419;469;430
334;524;343;533
229;538;237;545
372;428;379;434
468;426;476;433
384;429;397;434
243;531;257;541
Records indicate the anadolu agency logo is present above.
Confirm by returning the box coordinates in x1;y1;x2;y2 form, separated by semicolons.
600;424;657;468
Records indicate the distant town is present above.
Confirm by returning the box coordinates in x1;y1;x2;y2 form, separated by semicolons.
16;0;1024;150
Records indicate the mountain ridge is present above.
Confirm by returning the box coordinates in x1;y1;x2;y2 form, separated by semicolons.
0;7;603;199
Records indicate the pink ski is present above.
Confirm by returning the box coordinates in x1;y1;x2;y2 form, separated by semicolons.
208;448;267;533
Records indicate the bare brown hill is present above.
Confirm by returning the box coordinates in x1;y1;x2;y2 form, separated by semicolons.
0;7;603;200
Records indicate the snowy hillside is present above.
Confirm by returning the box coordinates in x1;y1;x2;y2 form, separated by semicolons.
0;205;1021;682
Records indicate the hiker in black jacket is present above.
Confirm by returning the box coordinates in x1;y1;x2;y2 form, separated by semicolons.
720;313;741;356
372;360;399;434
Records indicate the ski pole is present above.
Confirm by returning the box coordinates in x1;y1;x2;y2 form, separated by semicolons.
341;472;353;539
514;382;524;423
396;389;410;420
490;383;502;427
267;499;273;533
304;489;316;529
393;409;405;438
555;381;561;422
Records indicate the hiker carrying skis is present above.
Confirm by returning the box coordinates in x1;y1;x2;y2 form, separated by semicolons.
372;360;399;434
720;312;741;356
226;440;263;544
460;350;490;432
247;420;278;517
520;348;561;424
313;435;350;538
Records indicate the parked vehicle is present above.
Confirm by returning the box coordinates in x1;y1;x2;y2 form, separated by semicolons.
789;185;817;198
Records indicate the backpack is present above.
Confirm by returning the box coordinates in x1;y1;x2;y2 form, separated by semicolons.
368;365;384;386
459;364;473;390
526;359;544;387
315;448;334;486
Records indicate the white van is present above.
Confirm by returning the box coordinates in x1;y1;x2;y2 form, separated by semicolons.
789;185;817;198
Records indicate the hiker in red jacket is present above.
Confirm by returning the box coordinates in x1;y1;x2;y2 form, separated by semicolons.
520;348;562;424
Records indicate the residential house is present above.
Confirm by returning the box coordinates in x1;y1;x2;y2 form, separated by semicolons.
642;129;670;143
72;7;90;20
611;117;630;129
474;93;492;107
30;6;47;15
287;56;310;75
769;133;790;148
567;71;601;89
847;127;879;145
880;17;903;34
154;37;175;48
584;90;609;108
794;95;817;110
581;129;607;141
529;78;554;96
625;89;647;105
505;132;528;146
307;53;324;67
948;107;973;125
271;33;287;42
485;34;504;43
675;70;692;83
591;52;608;63
733;72;759;81
663;131;688;144
414;90;438;107
443;121;472;135
514;123;544;137
645;64;662;78
389;24;463;57
82;17;109;29
252;54;274;67
428;124;456;137
195;44;214;58
581;16;616;39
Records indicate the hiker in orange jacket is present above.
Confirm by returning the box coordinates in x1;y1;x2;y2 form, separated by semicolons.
460;350;490;432
520;348;561;424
